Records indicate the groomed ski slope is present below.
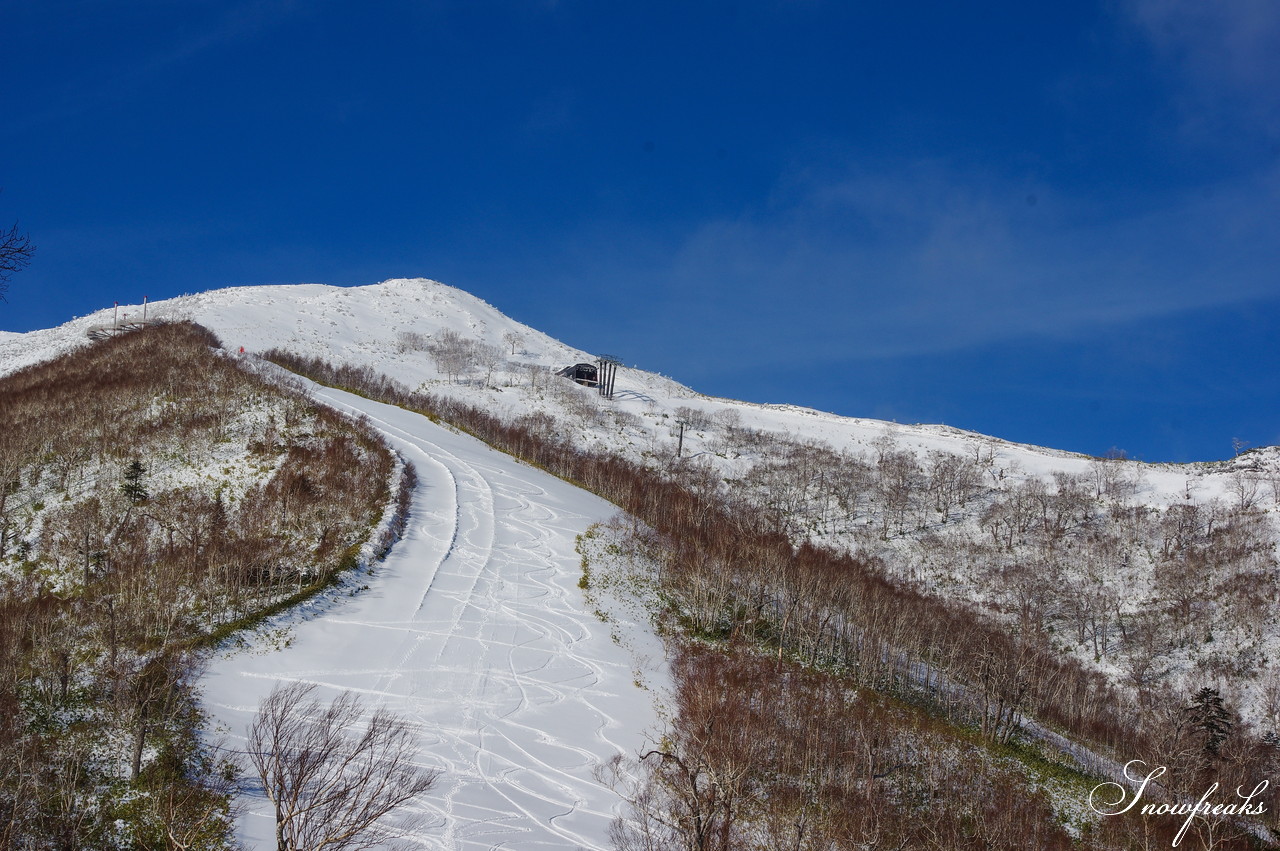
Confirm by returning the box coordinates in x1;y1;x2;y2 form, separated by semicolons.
202;385;666;850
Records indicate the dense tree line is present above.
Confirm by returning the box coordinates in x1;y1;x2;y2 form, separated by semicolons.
0;325;399;848
714;426;1280;730
607;643;1078;851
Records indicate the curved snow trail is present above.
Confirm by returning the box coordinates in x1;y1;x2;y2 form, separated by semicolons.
201;386;667;850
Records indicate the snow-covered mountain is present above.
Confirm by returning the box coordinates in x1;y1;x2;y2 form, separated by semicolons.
6;277;1280;846
7;277;1268;487
1;282;682;849
6;278;1274;519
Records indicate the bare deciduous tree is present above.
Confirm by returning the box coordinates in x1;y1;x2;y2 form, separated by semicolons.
475;341;505;387
426;329;475;383
248;682;438;851
1229;471;1260;510
0;219;34;301
395;331;429;353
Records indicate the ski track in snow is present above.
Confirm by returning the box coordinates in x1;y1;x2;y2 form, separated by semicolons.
202;386;664;851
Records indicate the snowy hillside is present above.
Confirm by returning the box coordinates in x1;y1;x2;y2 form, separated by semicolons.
0;279;1239;477
6;278;1277;551
0;297;675;850
203;382;666;849
6;281;1280;712
6;277;1280;839
4;277;1268;487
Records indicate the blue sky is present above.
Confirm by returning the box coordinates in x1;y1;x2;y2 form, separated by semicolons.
3;0;1277;461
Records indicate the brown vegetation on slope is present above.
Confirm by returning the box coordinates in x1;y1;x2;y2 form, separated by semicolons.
0;324;398;848
266;350;1280;850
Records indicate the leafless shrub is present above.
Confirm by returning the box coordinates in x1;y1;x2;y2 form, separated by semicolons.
673;406;713;431
1230;472;1261;510
248;682;438;851
426;328;474;383
712;408;740;431
0;219;35;300
396;331;429;353
422;329;506;387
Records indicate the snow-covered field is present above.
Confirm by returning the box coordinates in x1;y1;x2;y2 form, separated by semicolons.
202;386;666;850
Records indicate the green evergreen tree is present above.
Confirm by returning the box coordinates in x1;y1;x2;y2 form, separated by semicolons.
1185;686;1233;758
120;459;149;504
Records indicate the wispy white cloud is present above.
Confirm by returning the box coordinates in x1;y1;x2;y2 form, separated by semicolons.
1122;0;1280;136
590;156;1280;368
1125;0;1280;87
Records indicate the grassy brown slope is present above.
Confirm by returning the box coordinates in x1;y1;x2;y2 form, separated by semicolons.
0;324;397;849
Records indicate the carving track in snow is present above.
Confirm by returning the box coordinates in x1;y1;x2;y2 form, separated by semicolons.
202;387;664;850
